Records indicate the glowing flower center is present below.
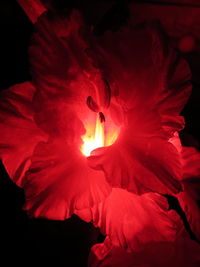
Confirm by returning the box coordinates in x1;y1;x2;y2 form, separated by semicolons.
81;113;119;157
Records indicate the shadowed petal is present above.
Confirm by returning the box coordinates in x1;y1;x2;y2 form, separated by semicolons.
89;21;191;139
0;82;47;185
177;147;200;241
89;234;200;267
78;188;182;253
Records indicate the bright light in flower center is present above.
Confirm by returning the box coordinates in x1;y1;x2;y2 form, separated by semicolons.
81;115;105;157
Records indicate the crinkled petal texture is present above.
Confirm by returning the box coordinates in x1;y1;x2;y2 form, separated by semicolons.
22;139;111;220
76;188;182;252
29;10;110;121
88;135;182;195
7;9;192;231
177;147;200;241
154;26;192;136
178;192;200;241
89;22;191;117
89;234;200;267
0;82;46;185
86;22;191;195
29;10;90;134
182;147;200;182
28;10;191;198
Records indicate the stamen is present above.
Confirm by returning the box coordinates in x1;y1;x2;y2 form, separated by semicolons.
99;112;105;123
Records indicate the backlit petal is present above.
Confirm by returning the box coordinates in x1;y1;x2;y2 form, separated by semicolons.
23;139;111;220
88;135;182;195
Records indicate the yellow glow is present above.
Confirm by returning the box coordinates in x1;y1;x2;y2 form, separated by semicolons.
81;115;105;157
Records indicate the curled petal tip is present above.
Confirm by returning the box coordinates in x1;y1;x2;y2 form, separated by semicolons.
87;96;99;112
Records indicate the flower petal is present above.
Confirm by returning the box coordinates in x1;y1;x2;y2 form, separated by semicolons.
88;135;182;195
33;98;86;141
78;188;182;253
0;82;46;185
29;10;114;138
182;147;200;181
23;139;111;220
89;235;200;267
178;192;200;241
90;22;191;137
177;147;200;241
149;23;192;136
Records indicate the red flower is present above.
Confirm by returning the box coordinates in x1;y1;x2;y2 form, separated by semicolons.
0;8;200;266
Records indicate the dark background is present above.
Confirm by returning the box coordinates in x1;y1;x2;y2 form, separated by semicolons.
0;1;200;266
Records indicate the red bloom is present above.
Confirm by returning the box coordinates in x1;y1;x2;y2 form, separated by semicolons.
0;7;199;266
